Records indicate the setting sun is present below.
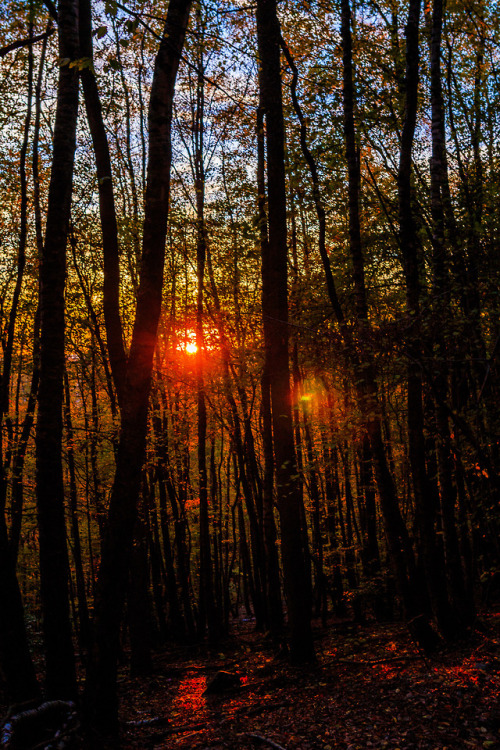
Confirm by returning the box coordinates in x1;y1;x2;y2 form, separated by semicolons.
176;327;219;356
177;330;198;355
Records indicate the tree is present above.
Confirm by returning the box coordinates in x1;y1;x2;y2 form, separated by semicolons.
0;8;41;706
256;0;314;665
84;0;193;734
1;0;500;722
35;0;79;700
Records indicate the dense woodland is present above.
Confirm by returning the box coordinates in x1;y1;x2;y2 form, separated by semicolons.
0;0;500;745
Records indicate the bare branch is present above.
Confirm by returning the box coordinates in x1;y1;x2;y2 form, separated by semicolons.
0;29;55;58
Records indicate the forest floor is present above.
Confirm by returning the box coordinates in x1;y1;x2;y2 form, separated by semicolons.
118;611;500;750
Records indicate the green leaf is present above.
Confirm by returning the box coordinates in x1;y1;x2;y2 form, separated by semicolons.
69;57;94;72
125;19;140;33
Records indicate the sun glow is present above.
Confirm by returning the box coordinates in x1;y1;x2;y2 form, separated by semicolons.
175;327;219;357
185;340;198;354
177;330;198;355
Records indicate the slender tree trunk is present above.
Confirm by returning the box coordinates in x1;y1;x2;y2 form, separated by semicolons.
238;499;256;618
257;105;283;639
155;386;195;636
193;18;218;640
395;0;461;640
206;247;268;630
358;436;380;577
429;0;474;630
0;17;34;511
128;485;154;677
151;398;184;638
84;0;193;734
79;0;126;405
341;0;438;650
302;400;326;619
156;468;184;637
146;479;169;643
8;29;50;563
35;0;79;699
341;445;359;598
256;0;314;664
340;0;367;323
63;370;91;656
320;410;345;615
9;303;40;563
0;513;41;704
280;39;344;323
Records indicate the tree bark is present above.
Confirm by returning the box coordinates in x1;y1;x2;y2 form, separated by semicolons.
429;0;473;629
256;0;314;664
257;105;283;639
342;0;438;650
35;0;79;699
0;515;41;704
0;17;34;511
79;0;126;406
192;14;219;640
84;0;193;734
63;370;91;656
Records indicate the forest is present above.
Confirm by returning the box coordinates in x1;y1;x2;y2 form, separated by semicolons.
0;0;499;747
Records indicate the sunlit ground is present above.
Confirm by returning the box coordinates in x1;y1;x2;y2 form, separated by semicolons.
120;615;500;749
172;674;206;714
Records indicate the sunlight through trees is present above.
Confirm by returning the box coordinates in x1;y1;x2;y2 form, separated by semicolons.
0;0;499;743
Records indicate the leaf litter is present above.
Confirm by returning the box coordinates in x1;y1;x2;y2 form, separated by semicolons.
116;614;500;749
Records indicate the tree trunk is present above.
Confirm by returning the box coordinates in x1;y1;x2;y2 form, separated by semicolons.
256;0;314;664
156;467;184;638
257;106;283;639
63;370;91;657
193;18;218;640
0;22;43;701
84;0;193;734
0;515;41;703
35;0;79;700
429;0;474;630
128;486;154;677
342;0;438;650
79;0;126;405
357;436;380;577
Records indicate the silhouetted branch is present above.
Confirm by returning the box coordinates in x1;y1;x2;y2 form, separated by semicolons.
0;29;54;58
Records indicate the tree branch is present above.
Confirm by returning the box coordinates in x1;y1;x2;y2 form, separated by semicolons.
0;29;55;58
